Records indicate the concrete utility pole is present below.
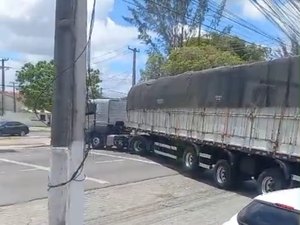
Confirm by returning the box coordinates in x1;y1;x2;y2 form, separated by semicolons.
128;47;139;86
49;0;87;224
1;58;8;116
11;82;16;113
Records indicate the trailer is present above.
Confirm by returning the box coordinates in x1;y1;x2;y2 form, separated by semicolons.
89;56;300;194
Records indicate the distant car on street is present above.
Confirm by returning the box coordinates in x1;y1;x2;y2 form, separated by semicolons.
223;188;300;225
0;121;29;136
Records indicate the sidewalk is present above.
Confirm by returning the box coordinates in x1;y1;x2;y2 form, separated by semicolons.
0;138;49;149
29;126;51;132
0;135;50;150
0;175;251;225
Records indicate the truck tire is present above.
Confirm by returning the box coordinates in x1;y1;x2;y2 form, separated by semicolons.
257;168;287;194
114;138;127;151
213;160;236;190
91;135;104;149
129;136;150;155
182;147;198;171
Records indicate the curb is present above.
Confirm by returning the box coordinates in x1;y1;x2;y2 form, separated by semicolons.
0;144;50;150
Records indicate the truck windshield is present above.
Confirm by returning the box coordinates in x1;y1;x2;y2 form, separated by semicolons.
237;200;300;225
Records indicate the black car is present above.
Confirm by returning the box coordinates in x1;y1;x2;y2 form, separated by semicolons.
0;121;29;136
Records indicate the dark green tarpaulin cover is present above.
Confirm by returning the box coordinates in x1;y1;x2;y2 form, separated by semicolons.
127;56;300;110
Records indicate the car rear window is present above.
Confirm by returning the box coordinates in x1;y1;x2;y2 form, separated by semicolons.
237;200;300;225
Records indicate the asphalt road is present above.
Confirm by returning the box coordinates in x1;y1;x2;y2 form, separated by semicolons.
0;132;256;224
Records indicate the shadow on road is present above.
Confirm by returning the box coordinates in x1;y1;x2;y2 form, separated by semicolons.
97;148;258;199
0;149;18;154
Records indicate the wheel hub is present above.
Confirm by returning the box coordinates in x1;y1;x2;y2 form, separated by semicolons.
116;140;123;147
216;167;227;184
185;152;194;168
93;137;100;146
262;177;275;194
133;141;143;152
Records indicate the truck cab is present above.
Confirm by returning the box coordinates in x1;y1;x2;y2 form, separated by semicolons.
86;98;129;149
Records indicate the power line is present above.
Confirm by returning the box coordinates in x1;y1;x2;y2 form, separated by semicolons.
102;88;128;95
123;0;275;48
91;47;127;60
102;71;131;80
91;50;130;64
205;0;285;45
251;0;300;43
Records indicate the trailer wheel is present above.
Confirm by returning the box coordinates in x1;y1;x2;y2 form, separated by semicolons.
213;160;236;190
182;147;198;171
129;136;150;155
257;168;287;194
91;135;104;149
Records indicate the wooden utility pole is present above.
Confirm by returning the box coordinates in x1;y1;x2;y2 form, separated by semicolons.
49;0;87;224
1;58;8;116
128;47;139;86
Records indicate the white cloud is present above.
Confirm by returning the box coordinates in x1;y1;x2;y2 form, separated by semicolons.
0;0;39;19
91;18;139;53
0;0;142;97
241;0;265;20
227;0;265;21
88;0;114;20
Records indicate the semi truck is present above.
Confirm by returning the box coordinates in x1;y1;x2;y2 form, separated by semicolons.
87;55;300;194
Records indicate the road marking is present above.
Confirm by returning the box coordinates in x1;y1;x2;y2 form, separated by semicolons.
95;159;124;164
0;158;109;185
85;177;109;184
20;168;40;172
0;158;49;170
90;151;159;165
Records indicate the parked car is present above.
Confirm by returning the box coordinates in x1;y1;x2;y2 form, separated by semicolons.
223;188;300;225
0;121;29;136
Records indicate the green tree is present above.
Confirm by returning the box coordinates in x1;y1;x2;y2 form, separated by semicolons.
140;53;166;81
162;45;243;76
141;34;268;80
124;0;228;53
16;61;54;111
187;33;270;62
16;60;102;111
87;68;102;99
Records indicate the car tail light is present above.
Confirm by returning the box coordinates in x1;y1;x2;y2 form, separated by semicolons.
274;203;295;211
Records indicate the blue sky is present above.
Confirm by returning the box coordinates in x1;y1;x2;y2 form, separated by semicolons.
0;0;291;97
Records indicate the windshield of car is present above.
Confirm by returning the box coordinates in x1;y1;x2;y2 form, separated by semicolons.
237;200;300;225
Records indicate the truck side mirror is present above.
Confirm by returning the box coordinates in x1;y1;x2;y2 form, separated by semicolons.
86;102;96;115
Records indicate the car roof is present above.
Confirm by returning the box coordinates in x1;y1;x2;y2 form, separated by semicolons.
0;121;25;125
255;188;300;211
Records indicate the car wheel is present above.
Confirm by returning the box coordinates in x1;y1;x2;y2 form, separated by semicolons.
91;135;104;149
257;168;287;194
182;147;198;171
213;160;236;190
20;130;26;136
